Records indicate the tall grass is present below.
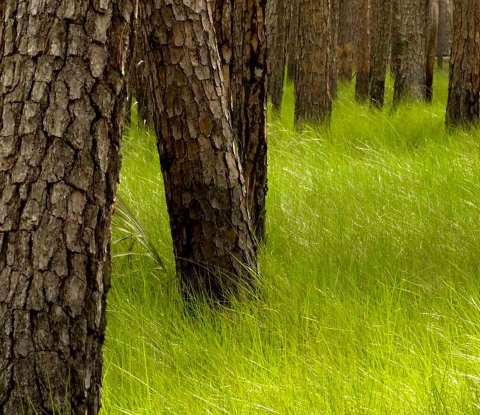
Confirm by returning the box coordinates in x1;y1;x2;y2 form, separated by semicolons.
103;70;480;414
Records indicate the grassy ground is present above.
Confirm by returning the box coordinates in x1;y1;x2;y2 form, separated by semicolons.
102;71;480;414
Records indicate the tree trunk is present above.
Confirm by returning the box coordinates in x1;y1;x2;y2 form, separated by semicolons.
286;0;301;81
355;0;371;101
426;0;439;102
369;0;393;108
338;0;355;82
0;1;132;413
436;0;447;68
138;0;258;302
330;0;340;100
393;0;431;104
446;0;480;127
390;0;403;78
295;0;332;125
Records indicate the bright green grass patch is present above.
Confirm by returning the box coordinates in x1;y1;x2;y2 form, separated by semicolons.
103;71;480;414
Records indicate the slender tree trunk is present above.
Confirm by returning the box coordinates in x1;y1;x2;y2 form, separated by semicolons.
355;0;371;101
446;0;480;127
0;1;132;413
369;0;393;108
393;0;431;104
338;0;355;82
295;0;332;125
213;0;268;244
330;0;340;100
139;0;258;302
286;0;301;81
267;0;288;112
390;0;403;79
436;0;447;68
426;0;439;102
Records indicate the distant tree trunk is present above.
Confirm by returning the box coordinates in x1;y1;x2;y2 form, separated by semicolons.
338;0;355;82
295;0;332;125
330;0;340;99
355;0;371;101
436;0;447;68
214;0;268;243
139;0;258;302
390;0;403;79
393;0;431;104
267;0;288;111
446;0;480;127
0;1;132;413
369;0;393;108
286;0;301;81
426;0;439;102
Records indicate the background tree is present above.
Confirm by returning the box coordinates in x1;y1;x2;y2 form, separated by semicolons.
436;0;452;68
0;1;132;413
286;0;301;81
446;0;480;127
426;0;439;102
138;0;258;302
369;0;393;108
355;0;371;101
338;0;355;82
330;0;340;99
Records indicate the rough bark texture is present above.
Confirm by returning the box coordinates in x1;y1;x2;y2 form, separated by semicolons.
446;0;480;127
0;0;132;413
369;0;393;108
355;0;371;101
393;0;431;104
330;0;340;100
338;0;355;82
426;0;439;102
213;0;268;244
286;0;300;81
295;0;332;125
138;0;258;302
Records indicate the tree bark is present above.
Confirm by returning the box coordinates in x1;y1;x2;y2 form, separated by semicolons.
286;0;301;81
0;1;132;413
426;0;439;102
436;0;447;68
390;0;403;79
393;0;432;104
369;0;393;108
446;0;480;127
213;0;268;244
138;0;258;302
338;0;355;82
295;0;332;125
355;0;371;101
330;0;340;100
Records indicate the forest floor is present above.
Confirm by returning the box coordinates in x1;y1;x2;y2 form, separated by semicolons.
102;70;480;414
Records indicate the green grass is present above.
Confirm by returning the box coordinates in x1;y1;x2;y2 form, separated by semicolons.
102;71;480;414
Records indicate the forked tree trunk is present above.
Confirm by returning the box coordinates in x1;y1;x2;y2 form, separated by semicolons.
286;0;301;81
138;0;258;302
213;0;268;244
426;0;439;102
330;0;340;100
338;0;355;82
355;0;371;101
446;0;480;127
369;0;393;108
0;1;132;413
295;0;332;125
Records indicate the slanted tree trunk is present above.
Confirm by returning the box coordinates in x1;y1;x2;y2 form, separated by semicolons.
286;0;301;81
426;0;439;102
436;0;447;68
369;0;393;108
0;1;132;413
330;0;340;100
267;0;288;112
393;0;431;104
295;0;332;125
138;0;258;302
338;0;355;82
355;0;371;101
446;0;480;127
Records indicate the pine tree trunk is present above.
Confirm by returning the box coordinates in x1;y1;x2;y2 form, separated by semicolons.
369;0;393;108
446;0;480;127
426;0;439;102
330;0;340;100
286;0;301;81
393;0;431;104
267;0;288;112
138;0;258;302
0;1;132;413
338;0;355;82
295;0;332;125
390;0;403;79
355;0;371;101
436;0;447;68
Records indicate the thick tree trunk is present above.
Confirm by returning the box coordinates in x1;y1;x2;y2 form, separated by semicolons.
393;0;431;104
330;0;340;100
338;0;355;82
138;0;258;302
355;0;371;101
369;0;393;108
213;0;268;244
286;0;301;81
446;0;480;127
426;0;439;102
295;0;332;125
0;1;132;414
267;0;288;111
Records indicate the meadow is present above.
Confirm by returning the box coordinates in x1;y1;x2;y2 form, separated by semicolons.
102;70;480;414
